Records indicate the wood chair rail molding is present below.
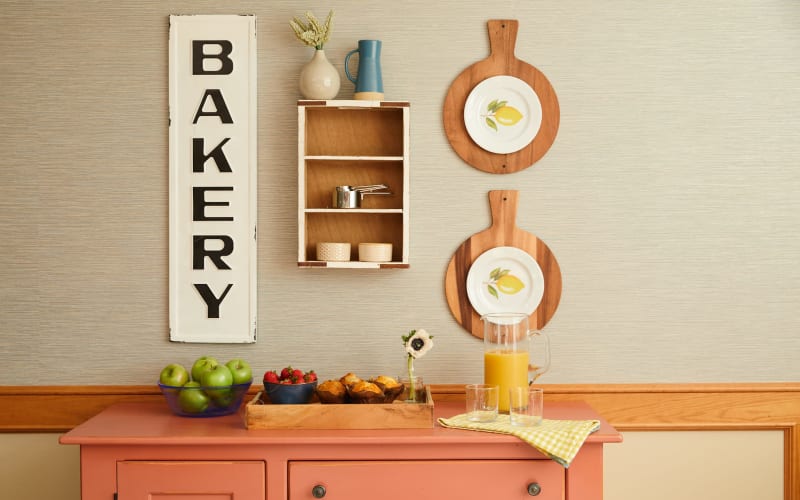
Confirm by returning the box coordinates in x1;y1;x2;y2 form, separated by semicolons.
2;382;798;431
2;382;799;499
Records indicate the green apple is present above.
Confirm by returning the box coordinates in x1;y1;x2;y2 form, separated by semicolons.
159;363;189;387
226;359;252;385
201;364;234;403
201;363;233;386
177;381;210;413
191;356;219;382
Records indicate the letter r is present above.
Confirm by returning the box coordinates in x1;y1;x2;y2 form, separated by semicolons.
193;235;234;270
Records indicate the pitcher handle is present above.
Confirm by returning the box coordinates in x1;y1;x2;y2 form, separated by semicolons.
527;330;550;384
344;48;359;84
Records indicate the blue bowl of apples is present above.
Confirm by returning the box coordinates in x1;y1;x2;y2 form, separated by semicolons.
158;357;253;417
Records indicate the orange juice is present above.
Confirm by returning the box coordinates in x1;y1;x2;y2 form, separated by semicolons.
484;349;529;412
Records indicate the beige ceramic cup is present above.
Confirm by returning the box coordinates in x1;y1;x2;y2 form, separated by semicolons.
358;242;392;262
316;242;351;261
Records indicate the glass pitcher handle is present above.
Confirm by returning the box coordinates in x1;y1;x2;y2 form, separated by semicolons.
527;330;550;384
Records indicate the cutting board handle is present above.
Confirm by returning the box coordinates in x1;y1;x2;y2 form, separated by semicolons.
488;190;519;235
487;20;519;63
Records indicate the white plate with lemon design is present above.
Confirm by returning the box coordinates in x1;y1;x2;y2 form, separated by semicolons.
466;246;545;317
463;75;543;154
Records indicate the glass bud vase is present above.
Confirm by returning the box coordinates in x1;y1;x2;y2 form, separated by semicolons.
400;357;425;403
299;49;340;100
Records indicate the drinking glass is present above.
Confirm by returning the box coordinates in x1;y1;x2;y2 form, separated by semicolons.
509;386;544;427
465;384;499;422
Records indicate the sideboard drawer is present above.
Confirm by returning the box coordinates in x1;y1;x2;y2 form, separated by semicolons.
289;459;564;500
118;460;266;499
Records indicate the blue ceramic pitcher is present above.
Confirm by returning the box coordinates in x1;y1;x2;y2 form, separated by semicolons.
344;40;384;100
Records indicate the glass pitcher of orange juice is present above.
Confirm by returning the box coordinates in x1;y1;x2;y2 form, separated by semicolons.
482;313;550;412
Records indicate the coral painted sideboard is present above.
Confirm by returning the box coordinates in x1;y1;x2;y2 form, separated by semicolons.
60;400;621;500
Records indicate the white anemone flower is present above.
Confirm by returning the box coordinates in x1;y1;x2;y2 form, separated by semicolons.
404;329;434;359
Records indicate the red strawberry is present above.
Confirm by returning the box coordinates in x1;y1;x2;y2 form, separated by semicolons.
292;369;304;382
279;366;293;381
263;370;279;384
304;370;317;383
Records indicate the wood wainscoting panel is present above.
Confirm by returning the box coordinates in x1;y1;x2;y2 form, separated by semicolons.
604;429;785;500
2;383;799;499
0;386;165;432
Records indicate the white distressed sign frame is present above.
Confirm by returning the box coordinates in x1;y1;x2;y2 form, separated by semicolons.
168;15;257;343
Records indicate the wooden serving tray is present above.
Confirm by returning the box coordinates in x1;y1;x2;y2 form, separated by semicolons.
243;388;434;430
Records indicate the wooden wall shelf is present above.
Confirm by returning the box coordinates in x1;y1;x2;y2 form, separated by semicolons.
297;100;410;268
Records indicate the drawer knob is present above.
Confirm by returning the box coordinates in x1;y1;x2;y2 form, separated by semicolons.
527;482;542;496
312;485;327;498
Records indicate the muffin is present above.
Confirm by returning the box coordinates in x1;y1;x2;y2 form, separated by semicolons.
316;379;347;404
339;372;362;388
347;380;384;404
371;375;404;403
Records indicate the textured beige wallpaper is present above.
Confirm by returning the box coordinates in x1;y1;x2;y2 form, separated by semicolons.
1;1;799;385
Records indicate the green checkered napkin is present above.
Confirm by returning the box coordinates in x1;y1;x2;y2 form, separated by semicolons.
438;413;600;467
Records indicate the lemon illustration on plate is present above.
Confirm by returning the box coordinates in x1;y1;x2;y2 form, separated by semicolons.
486;267;526;299
484;99;524;131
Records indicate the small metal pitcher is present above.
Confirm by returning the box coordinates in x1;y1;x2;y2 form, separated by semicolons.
333;184;391;208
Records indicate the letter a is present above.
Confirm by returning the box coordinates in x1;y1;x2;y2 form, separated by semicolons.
192;89;233;124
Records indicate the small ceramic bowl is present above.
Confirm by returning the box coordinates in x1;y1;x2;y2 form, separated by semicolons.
263;381;318;404
358;242;392;262
316;242;351;261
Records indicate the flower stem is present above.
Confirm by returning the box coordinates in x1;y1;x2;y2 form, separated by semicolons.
407;355;415;402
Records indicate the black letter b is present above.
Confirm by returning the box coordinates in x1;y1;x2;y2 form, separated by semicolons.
192;40;234;75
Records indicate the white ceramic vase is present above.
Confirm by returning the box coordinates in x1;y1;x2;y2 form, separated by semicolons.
299;49;340;100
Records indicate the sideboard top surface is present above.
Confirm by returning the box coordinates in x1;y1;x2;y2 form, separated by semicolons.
60;400;621;447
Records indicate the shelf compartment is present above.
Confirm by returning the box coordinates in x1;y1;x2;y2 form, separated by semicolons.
301;212;405;265
304;159;404;210
303;107;405;157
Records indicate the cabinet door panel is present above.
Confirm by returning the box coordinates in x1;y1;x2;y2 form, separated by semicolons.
289;460;563;500
118;461;265;500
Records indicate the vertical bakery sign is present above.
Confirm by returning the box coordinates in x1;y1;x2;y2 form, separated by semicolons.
169;15;257;343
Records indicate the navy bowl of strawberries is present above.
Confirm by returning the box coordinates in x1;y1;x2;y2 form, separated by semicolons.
263;381;318;404
262;367;318;404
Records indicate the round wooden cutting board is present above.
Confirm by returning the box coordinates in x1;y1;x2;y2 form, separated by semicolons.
443;20;560;174
444;190;561;339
